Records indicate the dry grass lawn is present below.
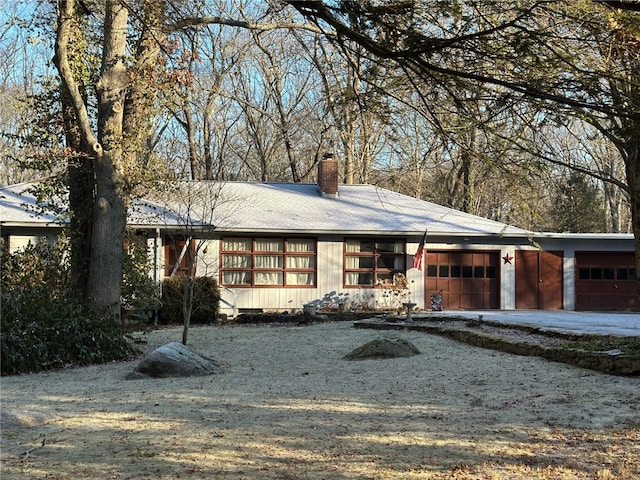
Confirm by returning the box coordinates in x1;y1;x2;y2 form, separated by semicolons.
1;321;639;479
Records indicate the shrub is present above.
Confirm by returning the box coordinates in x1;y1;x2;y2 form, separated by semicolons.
0;237;138;375
159;276;220;324
1;292;137;375
121;232;161;324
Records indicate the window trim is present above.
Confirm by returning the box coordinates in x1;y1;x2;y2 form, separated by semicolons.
220;236;317;288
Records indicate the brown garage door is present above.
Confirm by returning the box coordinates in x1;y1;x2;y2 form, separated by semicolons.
425;251;499;310
575;252;638;311
515;250;563;310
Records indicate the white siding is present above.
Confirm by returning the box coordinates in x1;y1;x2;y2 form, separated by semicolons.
7;235;53;253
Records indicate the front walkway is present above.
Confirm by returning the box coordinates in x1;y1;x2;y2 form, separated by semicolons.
411;310;640;337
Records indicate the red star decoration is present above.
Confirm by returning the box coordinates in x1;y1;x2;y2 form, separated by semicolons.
502;254;513;264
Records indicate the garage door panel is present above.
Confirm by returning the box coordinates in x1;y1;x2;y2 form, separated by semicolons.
575;252;638;311
425;251;499;310
516;251;563;310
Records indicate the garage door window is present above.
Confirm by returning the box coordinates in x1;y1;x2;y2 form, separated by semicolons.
428;263;496;278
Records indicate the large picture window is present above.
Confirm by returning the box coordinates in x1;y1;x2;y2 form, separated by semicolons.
221;237;316;287
344;239;406;287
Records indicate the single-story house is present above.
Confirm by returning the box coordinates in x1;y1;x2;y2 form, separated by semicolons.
1;159;637;314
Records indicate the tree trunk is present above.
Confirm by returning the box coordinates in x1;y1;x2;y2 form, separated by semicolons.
87;0;130;321
182;276;194;345
624;135;640;300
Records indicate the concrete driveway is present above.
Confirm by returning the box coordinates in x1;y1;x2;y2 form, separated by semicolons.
414;310;640;337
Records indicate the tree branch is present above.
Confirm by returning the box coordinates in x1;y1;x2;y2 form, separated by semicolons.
167;16;326;35
53;0;101;155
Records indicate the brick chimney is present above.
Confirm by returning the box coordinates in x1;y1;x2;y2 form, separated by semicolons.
318;154;339;197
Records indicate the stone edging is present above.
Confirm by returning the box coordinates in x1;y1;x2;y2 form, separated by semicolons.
353;318;640;376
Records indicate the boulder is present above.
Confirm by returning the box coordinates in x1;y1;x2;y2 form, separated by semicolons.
127;342;221;379
344;336;420;360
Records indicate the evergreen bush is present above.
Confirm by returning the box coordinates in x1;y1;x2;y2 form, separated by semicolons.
1;237;139;375
159;276;220;324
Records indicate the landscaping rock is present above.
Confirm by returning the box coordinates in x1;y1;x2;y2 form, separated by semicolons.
344;336;420;360
127;342;221;379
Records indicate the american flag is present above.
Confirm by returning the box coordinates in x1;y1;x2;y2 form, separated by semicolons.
413;230;427;270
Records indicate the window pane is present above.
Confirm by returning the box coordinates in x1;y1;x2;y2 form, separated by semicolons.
474;266;485;278
255;272;283;285
376;273;394;285
451;265;461;278
377;255;403;269
346;256;374;269
287;239;315;252
462;266;473;278
286;272;315;285
439;265;449;277
255;255;283;268
346;273;373;285
223;238;251;251
346;240;374;253
603;268;614;280
376;241;404;253
617;268;628;280
222;254;251;268
287;255;315;268
222;271;250;285
255;239;283;252
579;268;590;280
345;272;359;285
486;266;496;278
345;257;359;269
591;268;602;280
630;269;637;280
427;265;437;277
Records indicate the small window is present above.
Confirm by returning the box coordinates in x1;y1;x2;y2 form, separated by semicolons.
451;265;461;278
462;266;473;278
474;266;485;278
603;268;614;280
591;268;602;280
439;265;449;277
617;268;628;280
427;265;437;277
579;268;590;280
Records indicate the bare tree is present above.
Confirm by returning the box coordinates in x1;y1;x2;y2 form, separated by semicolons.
149;181;234;344
286;0;640;295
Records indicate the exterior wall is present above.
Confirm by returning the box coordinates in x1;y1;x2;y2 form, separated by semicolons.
210;235;427;316
5;226;633;315
2;228;60;253
153;233;635;314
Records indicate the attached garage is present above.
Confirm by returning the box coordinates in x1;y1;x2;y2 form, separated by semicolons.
424;251;500;309
575;252;638;311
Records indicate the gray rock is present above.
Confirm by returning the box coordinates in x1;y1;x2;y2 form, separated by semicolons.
344;336;420;360
128;342;221;379
0;409;56;431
